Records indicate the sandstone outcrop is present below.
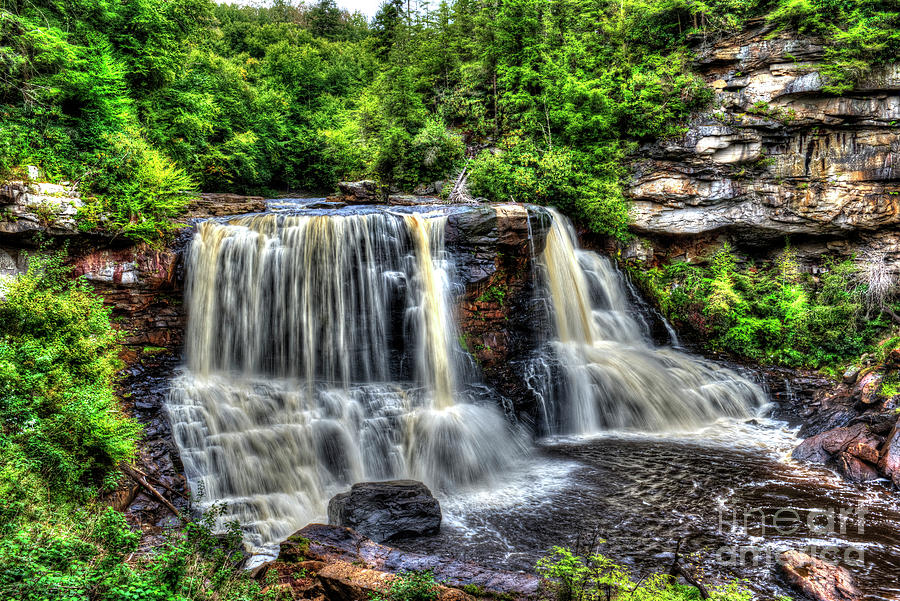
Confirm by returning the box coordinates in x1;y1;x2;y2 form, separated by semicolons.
779;550;862;601
185;192;265;217
793;422;885;483
0;181;83;236
628;21;900;270
276;524;541;598
791;350;900;486
338;180;379;202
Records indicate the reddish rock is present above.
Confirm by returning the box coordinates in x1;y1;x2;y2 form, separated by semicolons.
69;243;186;357
878;423;900;487
793;423;877;463
779;550;862;601
317;561;473;601
836;452;879;483
855;371;883;405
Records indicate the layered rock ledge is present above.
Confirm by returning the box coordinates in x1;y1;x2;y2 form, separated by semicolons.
627;21;900;269
273;524;541;599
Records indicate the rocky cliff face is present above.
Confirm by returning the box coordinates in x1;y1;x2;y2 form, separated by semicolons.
627;21;900;268
447;203;551;420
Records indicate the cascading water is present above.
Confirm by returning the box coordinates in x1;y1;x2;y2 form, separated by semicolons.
167;211;524;553
535;209;766;433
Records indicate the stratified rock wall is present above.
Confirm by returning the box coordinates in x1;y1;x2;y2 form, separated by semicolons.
628;21;900;267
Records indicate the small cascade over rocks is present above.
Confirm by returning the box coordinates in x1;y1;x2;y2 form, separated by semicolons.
534;209;765;434
167;211;524;554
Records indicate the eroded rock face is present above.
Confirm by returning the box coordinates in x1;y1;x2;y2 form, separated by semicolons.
327;481;442;543
70;236;189;361
0;181;83;236
447;204;553;422
628;22;900;269
878;425;900;487
779;550;862;601
793;423;884;482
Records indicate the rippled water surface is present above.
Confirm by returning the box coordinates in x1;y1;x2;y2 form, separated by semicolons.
397;419;900;600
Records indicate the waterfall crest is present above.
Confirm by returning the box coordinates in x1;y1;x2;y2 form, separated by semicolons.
168;212;523;553
536;209;765;433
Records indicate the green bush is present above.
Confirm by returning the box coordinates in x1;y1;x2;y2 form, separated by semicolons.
0;250;139;500
536;546;754;601
78;132;197;243
468;136;630;240
630;243;890;369
373;570;440;601
0;504;263;601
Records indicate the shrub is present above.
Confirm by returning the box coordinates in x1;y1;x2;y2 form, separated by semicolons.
629;244;890;370
468;136;630;241
0;504;262;601
373;570;440;601
78;132;197;243
536;546;754;601
0;249;138;498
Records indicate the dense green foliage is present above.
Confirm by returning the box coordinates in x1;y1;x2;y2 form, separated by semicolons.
2;0;897;241
1;503;270;601
0;254;269;600
0;250;137;508
629;244;893;370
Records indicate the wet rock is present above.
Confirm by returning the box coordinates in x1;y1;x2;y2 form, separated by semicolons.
842;367;860;385
794;421;888;484
836;452;879;483
338;180;378;203
280;531;313;563
877;422;900;487
855;371;883;405
327;480;441;543
287;524;541;598
779;550;862;601
793;423;882;463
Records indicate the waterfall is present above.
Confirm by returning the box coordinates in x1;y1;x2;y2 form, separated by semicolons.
167;212;524;553
536;209;765;434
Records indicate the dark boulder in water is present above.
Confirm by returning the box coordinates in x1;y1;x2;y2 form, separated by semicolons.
328;480;441;543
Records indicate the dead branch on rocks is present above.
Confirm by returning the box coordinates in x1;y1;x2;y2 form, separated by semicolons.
447;161;477;205
667;538;710;600
120;463;182;518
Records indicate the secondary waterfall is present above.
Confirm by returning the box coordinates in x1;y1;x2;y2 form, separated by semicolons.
167;212;524;553
535;209;765;433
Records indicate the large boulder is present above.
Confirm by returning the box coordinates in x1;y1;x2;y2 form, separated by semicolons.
185;192;265;217
328;480;441;543
318;561;473;601
338;180;379;203
779;550;862;601
792;423;884;483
